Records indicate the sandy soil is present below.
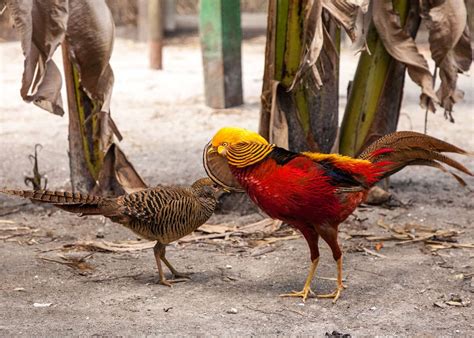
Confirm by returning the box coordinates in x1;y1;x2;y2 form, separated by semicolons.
0;33;473;336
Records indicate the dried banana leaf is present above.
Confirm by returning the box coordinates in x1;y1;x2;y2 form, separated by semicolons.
372;0;438;112
7;0;138;195
321;0;369;41
66;0;115;117
422;0;472;117
94;144;148;197
64;0;119;154
6;0;68;115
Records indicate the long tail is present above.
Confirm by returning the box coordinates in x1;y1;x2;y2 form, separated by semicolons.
358;131;472;185
0;189;116;215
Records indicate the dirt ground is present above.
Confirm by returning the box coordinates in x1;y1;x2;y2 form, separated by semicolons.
1;32;473;336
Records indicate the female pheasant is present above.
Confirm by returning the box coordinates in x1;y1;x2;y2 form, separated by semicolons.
1;178;220;286
205;127;472;303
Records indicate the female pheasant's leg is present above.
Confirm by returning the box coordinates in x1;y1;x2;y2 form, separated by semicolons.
153;242;173;287
280;257;319;302
160;254;192;279
317;256;346;303
153;242;189;286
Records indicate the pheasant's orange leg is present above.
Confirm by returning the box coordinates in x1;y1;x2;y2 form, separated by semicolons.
317;256;346;303
280;258;319;302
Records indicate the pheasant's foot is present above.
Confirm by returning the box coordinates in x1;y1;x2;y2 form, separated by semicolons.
280;287;315;302
158;278;173;287
158;277;189;287
317;286;344;303
171;271;193;280
168;277;189;283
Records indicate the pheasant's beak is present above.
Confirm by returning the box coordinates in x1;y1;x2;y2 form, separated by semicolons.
207;146;217;154
207;144;228;157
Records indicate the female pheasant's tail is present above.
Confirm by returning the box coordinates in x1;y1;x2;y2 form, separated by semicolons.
358;131;472;186
0;189;117;215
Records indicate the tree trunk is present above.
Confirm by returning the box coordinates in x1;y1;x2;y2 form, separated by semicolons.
259;1;339;153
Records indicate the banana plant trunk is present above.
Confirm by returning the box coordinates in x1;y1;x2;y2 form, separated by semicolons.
339;0;420;156
62;42;109;192
259;0;339;153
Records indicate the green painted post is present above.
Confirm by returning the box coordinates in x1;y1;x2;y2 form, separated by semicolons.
199;0;243;108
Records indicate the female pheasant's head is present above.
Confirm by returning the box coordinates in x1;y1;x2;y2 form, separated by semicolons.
208;127;274;168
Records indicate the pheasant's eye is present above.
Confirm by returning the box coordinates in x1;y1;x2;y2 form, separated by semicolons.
222;142;228;146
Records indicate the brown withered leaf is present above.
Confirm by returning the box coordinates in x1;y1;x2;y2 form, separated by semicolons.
112;145;147;193
7;0;120;149
321;0;369;41
372;0;438;112
63;240;155;253
64;0;120;150
66;0;114;115
94;144;148;196
6;0;68;115
268;82;289;149
452;27;472;73
423;0;467;66
422;0;471;115
198;224;235;234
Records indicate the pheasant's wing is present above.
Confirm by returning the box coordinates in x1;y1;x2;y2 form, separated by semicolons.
301;152;375;192
118;186;196;224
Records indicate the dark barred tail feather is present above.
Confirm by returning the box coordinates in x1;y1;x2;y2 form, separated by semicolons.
358;131;472;185
0;189;117;215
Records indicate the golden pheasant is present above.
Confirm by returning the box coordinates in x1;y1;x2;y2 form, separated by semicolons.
204;127;472;302
1;178;220;286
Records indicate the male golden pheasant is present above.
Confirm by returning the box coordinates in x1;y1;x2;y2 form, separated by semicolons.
1;178;219;286
204;127;472;303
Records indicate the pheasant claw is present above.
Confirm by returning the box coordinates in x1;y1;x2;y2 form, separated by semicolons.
317;286;343;304
280;288;315;302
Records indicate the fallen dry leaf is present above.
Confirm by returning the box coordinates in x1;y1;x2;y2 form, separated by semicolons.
63;239;155;252
198;223;235;234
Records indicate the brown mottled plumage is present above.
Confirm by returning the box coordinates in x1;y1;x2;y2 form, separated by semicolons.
0;178;219;286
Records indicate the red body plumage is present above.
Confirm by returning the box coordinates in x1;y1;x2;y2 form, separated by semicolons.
230;153;386;244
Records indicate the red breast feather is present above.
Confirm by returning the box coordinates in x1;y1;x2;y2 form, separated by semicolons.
231;157;342;225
